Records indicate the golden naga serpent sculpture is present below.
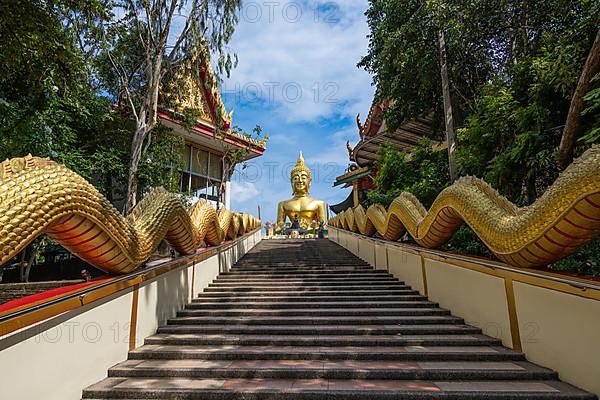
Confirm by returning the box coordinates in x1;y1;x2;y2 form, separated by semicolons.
329;146;600;268
0;155;260;274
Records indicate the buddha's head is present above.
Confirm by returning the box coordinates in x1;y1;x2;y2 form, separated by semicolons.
290;152;311;196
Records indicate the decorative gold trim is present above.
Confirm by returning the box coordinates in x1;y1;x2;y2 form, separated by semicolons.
128;283;139;351
336;166;370;182
0;276;141;337
329;227;600;302
0;228;259;338
420;254;429;296
504;278;523;352
290;152;311;181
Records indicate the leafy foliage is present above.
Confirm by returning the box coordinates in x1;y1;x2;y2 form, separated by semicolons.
0;0;196;280
367;140;488;256
580;74;600;144
0;0;124;195
359;0;511;133
78;0;246;212
361;0;600;274
137;127;186;195
368;139;450;208
454;82;563;205
550;238;600;277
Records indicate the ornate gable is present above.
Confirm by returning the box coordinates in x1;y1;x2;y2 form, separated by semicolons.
160;44;232;129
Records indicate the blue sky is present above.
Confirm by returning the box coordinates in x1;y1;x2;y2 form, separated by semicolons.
221;0;374;223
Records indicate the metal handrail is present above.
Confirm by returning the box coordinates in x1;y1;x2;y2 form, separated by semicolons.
0;228;259;324
334;227;600;292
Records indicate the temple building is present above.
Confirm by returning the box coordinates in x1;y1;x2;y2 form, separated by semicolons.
157;48;267;210
330;98;438;213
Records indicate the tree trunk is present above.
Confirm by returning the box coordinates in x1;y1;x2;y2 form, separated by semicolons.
557;29;600;169
23;254;35;283
123;58;163;214
124;118;147;214
19;245;35;283
106;174;114;203
19;248;27;282
438;30;458;181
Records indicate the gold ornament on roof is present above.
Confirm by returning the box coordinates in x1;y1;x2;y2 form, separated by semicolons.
329;146;600;268
0;155;260;275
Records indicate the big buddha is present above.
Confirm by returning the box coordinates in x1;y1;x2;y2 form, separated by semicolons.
277;152;327;227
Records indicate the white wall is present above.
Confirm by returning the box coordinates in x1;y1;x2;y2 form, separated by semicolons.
328;227;600;396
0;230;262;400
0;291;134;400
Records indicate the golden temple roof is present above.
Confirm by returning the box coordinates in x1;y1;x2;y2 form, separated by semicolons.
159;43;267;151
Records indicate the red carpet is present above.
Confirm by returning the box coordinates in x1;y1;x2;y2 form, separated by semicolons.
0;277;114;315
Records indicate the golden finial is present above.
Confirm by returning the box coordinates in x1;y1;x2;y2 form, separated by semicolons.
356;113;363;133
291;151;311;180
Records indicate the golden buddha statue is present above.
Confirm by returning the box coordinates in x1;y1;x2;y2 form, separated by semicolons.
277;152;327;227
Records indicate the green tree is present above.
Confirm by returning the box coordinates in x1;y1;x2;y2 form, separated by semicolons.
367;140;489;256
359;0;514;180
359;0;508;132
367;139;450;209
0;0;105;164
95;0;244;213
455;3;599;204
360;0;600;272
0;0;187;280
557;30;600;168
0;0;119;281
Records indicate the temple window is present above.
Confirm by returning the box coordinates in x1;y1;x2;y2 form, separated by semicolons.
179;144;224;202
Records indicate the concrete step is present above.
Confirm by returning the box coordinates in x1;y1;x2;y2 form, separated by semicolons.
166;316;469;327
231;265;373;269
221;271;390;277
176;308;449;317
81;240;595;400
229;266;374;272
236;254;363;259
234;259;368;263
145;333;500;347
237;258;365;260
203;286;418;293
127;344;526;361
108;359;557;381
193;294;430;302
157;324;487;336
81;378;595;399
215;273;398;282
208;278;400;288
185;301;438;309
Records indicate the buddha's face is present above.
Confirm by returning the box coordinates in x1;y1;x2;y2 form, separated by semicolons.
292;171;310;196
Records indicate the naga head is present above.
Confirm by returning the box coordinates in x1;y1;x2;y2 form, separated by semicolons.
290;152;311;197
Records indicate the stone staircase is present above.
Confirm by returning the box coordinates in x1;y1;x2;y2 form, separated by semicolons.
82;239;595;399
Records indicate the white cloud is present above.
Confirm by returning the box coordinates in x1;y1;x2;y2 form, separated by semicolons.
229;180;260;202
307;126;358;166
222;0;374;123
226;1;374;223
